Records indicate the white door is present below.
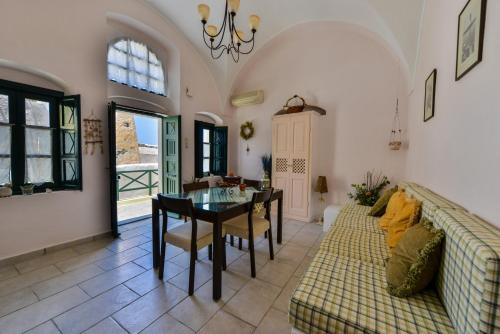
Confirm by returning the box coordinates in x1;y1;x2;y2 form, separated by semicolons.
272;116;291;214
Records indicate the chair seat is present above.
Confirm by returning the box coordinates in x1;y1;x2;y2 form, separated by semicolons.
165;220;223;251
224;215;270;239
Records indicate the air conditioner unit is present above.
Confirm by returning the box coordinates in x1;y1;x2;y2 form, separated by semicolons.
231;90;264;108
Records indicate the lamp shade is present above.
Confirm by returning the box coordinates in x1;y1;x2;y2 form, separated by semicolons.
206;25;218;37
315;176;328;194
233;30;244;44
249;15;261;30
198;4;210;21
228;0;240;13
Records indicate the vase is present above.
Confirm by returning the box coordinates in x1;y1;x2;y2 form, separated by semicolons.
261;171;271;189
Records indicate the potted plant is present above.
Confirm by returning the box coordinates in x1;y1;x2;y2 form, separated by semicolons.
20;183;35;196
260;154;272;188
348;171;390;206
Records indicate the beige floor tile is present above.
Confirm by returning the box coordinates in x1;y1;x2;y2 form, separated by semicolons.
53;285;138;334
169;251;208;269
82;317;127;334
254;308;292;334
273;276;301;313
275;243;309;266
15;249;79;274
24;320;61;334
118;226;150;240
0;265;19;282
141;313;194;334
223;279;281;326
124;264;183;296
289;231;322;248
0;286;89;333
132;254;154;270
79;262;145;297
32;264;104;299
0;288;38;317
106;235;150;253
0;265;61;297
257;260;297;287
228;254;266;277
113;283;187;333
95;247;148;271
168;280;236;331
293;255;313;278
72;238;114;255
221;270;250;291
198;310;254;334
55;248;115;273
168;260;213;293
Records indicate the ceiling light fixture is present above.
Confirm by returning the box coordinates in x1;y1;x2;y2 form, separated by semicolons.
197;0;260;63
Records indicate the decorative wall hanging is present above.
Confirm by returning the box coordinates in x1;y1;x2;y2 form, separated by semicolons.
456;0;487;81
275;95;326;116
197;0;261;63
83;110;104;155
240;121;254;153
424;69;437;122
389;99;402;150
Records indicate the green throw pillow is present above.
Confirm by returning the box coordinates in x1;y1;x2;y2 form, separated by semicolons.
368;186;398;217
386;218;445;297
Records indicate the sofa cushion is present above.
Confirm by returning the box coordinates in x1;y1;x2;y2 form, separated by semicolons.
379;190;407;230
334;211;384;234
386;219;445;297
368;186;398;217
289;251;455;334
386;198;422;248
432;208;500;334
320;226;389;266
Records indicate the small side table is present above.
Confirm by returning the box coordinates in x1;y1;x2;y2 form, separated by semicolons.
323;205;342;232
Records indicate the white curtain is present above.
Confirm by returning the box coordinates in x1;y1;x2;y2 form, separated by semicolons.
0;125;10;185
25;128;53;183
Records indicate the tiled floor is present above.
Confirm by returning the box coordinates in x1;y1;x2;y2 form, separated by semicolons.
0;217;324;333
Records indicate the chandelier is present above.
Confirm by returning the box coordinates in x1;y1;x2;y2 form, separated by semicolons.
197;0;260;63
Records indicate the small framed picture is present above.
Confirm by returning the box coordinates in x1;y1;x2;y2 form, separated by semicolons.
424;69;437;122
456;0;487;81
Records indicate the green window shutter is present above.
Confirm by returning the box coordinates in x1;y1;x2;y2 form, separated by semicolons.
59;95;82;190
162;115;181;194
212;126;228;176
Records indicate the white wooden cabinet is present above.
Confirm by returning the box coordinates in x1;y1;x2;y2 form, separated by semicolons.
272;111;320;222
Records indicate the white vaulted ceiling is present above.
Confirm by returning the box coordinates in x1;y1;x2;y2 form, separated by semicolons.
145;0;424;96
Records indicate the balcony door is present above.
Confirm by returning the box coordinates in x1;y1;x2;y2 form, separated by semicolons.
108;102;181;237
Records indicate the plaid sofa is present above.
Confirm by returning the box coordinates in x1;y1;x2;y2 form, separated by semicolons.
289;183;500;334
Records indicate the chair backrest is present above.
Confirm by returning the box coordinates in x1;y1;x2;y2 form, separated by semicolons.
249;188;273;218
243;179;261;189
183;181;209;193
157;194;195;220
223;176;241;185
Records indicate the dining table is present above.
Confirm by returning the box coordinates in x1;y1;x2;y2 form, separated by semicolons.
151;186;284;300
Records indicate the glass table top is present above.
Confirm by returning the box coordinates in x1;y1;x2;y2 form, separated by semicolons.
161;186;262;213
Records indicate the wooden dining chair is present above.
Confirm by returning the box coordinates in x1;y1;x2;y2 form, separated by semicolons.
183;181;209;192
223;188;274;278
157;194;226;295
243;179;261;189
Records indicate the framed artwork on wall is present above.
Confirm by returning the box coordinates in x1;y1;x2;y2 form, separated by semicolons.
424;69;437;122
456;0;487;81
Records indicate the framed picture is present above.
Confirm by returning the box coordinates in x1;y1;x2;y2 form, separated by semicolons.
456;0;487;81
424;69;437;122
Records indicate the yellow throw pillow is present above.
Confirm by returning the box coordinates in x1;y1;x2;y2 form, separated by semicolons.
379;190;406;231
387;198;422;249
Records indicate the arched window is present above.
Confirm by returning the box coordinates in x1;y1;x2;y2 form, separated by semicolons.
107;39;166;96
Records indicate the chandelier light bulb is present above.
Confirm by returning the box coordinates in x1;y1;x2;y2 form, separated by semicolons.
228;0;240;13
249;15;260;31
198;4;210;21
206;25;218;37
233;30;244;44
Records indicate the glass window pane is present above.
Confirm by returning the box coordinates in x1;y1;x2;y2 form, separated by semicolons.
149;51;160;65
107;47;127;68
26;157;52;183
0;126;10;155
130;57;148;74
129;72;148;90
203;129;210;143
203;144;211;158
25;99;50;126
114;39;128;52
26;128;52;155
203;159;210;173
108;64;127;83
0;94;8;123
0;158;10;185
130;41;147;59
149;64;163;80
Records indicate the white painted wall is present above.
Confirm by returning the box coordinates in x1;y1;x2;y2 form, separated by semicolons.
230;22;408;206
0;0;225;260
406;0;500;226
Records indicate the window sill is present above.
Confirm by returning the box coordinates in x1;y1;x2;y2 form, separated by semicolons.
0;188;81;199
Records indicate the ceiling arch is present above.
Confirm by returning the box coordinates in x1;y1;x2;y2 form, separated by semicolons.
146;0;424;97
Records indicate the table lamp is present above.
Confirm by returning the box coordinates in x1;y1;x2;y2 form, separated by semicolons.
314;176;328;223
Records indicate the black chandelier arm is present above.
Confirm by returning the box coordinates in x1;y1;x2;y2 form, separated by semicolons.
211;45;228;60
228;45;240;63
230;17;256;44
235;35;256;55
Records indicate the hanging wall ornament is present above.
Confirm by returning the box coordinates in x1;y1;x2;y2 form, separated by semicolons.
389;99;402;151
240;121;254;153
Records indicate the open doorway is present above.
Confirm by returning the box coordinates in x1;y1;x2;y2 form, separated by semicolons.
108;103;181;237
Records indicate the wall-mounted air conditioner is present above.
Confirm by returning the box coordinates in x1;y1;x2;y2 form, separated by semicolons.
231;90;264;108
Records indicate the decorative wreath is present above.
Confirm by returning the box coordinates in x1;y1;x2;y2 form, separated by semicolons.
240;121;255;140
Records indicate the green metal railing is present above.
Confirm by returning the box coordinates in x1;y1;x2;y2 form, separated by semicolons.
117;169;159;201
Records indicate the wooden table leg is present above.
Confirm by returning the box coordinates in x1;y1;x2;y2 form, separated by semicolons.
152;199;160;269
277;195;283;244
212;221;222;300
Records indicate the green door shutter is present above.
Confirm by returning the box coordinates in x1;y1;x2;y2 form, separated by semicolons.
59;95;82;190
212;126;228;176
162;115;181;194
